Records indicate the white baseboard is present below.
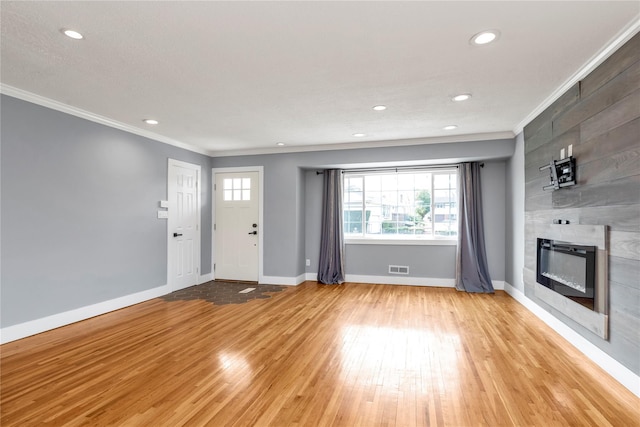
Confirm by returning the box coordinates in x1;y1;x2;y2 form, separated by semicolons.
345;274;456;287
198;273;213;284
260;274;305;286
503;282;640;398
0;284;171;344
306;273;504;290
491;280;505;290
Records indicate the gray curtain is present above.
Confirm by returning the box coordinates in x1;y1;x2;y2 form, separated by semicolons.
455;162;494;293
317;169;345;284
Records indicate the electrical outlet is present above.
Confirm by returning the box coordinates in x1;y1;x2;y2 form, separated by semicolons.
306;259;311;267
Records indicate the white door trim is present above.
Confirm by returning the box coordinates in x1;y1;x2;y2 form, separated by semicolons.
168;159;201;291
212;166;264;283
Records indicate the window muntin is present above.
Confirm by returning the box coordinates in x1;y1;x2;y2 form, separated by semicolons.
343;170;457;240
223;177;251;201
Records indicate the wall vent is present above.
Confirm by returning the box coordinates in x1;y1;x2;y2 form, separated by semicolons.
388;265;409;275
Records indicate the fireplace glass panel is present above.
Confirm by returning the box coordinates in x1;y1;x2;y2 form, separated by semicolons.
540;248;587;293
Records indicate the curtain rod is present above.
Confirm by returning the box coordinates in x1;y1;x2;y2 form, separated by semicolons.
316;162;483;174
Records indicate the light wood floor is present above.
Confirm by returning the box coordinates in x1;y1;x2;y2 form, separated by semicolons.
1;282;638;426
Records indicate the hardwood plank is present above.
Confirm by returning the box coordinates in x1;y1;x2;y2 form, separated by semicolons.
610;279;640;318
524;210;580;230
1;283;639;426
581;33;640;99
575;117;640;165
553;59;640;137
551;174;640;209
609;283;640;348
610;230;640;261
525;205;640;232
577;147;640;185
609;256;640;289
524;120;553;154
580;89;640;142
524;83;580;144
578;204;640;232
525;192;553;212
525;126;580;171
524;173;553;197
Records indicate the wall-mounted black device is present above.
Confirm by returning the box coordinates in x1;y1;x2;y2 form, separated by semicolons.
539;156;576;191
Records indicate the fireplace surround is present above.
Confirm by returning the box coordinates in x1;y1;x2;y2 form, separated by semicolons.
533;224;608;339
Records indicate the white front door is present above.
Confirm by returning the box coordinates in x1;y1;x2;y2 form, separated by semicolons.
214;171;259;282
168;159;201;291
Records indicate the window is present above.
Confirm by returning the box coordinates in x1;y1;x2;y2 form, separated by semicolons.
343;169;457;241
223;177;251;201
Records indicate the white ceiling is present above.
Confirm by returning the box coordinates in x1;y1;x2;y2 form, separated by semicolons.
1;1;638;156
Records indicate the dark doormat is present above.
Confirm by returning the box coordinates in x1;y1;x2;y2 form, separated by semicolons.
160;281;286;305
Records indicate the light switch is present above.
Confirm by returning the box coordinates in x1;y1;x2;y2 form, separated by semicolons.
157;211;169;219
160;200;169;208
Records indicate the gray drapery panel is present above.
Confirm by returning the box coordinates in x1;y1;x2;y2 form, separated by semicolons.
317;169;345;284
455;162;494;293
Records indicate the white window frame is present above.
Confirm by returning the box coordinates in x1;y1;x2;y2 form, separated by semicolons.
343;168;458;246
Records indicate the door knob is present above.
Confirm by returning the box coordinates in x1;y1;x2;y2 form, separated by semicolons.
248;231;257;235
173;233;183;237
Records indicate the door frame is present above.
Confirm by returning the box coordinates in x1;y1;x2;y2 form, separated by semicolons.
212;166;264;283
168;158;202;291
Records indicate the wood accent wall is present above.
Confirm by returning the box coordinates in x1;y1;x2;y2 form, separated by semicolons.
523;33;640;375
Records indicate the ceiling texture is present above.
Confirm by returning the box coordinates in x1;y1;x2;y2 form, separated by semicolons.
1;1;638;156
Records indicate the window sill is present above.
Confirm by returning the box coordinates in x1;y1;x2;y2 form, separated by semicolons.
345;238;457;246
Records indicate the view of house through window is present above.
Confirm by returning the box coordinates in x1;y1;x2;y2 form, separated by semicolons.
343;169;457;240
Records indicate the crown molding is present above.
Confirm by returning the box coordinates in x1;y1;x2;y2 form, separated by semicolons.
0;84;211;156
208;131;515;158
513;17;640;136
2;84;513;159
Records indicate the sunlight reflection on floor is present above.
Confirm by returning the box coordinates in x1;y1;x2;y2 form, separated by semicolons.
339;325;462;393
218;352;253;389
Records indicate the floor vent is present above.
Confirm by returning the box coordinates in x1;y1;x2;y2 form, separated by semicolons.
388;265;409;275
238;288;256;294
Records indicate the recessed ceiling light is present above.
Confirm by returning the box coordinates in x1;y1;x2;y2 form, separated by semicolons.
62;29;84;40
276;142;285;146
443;125;458;130
372;105;387;111
352;133;367;137
452;93;472;102
470;30;500;45
143;119;159;125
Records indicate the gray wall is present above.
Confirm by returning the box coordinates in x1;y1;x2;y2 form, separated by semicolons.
521;33;639;375
296;167;306;276
505;131;525;290
1;95;213;327
481;161;506;281
213;140;514;281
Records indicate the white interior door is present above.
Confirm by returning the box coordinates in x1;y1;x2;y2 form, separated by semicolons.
215;171;259;282
168;159;200;291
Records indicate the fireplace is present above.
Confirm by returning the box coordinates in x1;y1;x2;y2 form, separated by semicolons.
536;238;596;310
531;224;608;339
